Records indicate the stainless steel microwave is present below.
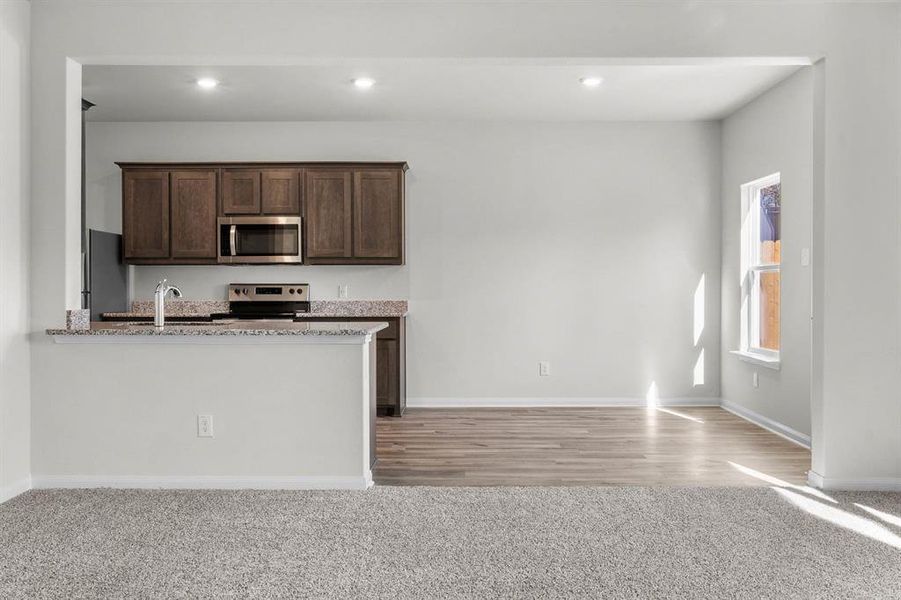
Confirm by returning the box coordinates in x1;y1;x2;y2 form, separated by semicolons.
217;216;303;264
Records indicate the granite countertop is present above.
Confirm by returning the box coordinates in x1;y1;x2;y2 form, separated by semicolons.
102;300;408;320
47;320;388;337
296;300;408;318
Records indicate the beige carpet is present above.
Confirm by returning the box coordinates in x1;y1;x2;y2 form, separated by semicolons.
1;486;900;599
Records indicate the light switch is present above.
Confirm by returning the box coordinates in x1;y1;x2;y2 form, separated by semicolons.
801;248;810;267
197;415;214;438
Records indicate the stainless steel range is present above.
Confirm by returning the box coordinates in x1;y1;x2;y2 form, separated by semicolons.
211;283;310;321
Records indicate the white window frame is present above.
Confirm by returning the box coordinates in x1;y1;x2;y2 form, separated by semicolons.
733;172;781;369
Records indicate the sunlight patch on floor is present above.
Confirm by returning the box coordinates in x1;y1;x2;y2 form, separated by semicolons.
728;461;836;503
854;503;901;529
729;462;901;551
656;407;704;423
774;488;901;550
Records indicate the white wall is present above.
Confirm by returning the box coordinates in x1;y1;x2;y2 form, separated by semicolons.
28;1;901;488
34;338;373;488
86;120;722;402
0;0;31;502
720;69;813;440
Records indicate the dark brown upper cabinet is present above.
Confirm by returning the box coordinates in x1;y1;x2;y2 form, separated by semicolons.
304;169;353;259
354;169;402;260
170;170;217;259
118;162;405;266
262;169;300;214
123;170;170;259
305;167;405;265
221;168;300;216
221;169;261;215
121;167;217;264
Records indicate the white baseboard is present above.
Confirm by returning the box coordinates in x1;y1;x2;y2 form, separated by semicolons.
807;470;824;488
0;476;32;504
808;470;901;492
407;396;721;408
32;474;372;491
720;400;811;448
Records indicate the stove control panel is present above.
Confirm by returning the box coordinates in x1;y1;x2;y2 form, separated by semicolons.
228;283;309;302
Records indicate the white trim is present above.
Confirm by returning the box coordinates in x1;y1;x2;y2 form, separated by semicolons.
85;57;815;68
0;476;32;504
807;470;824;488
808;470;901;492
32;474;373;491
407;396;721;408
740;172;782;359
721;400;810;448
50;333;371;345
362;340;374;476
750;264;780;273
730;350;781;370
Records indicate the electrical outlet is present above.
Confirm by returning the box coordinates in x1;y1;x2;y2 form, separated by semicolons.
197;414;214;438
539;361;551;376
801;247;810;267
752;372;759;389
338;284;349;299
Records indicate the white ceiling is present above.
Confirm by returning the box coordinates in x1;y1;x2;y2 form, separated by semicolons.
83;63;801;122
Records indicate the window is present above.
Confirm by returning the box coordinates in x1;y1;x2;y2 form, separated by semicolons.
738;173;781;365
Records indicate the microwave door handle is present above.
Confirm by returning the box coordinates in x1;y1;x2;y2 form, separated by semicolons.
229;225;237;256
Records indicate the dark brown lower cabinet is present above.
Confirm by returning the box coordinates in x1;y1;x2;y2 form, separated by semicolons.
377;338;398;411
307;316;405;416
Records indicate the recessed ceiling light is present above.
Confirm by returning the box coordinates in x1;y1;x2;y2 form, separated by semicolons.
580;77;603;88
196;77;219;90
352;77;375;90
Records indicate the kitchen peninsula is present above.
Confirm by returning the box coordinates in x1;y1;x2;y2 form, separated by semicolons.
41;318;386;490
101;298;408;416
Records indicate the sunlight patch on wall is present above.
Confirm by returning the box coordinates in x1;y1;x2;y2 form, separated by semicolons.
693;349;705;386
646;381;659;409
693;274;705;345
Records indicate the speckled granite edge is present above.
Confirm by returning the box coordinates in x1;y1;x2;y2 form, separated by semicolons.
65;309;90;330
104;299;408;319
306;300;408;318
110;300;230;318
46;322;388;337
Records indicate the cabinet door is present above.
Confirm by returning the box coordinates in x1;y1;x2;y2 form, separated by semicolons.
221;169;261;214
304;170;352;258
376;338;399;409
353;169;402;260
262;169;300;214
123;170;169;259
170;170;218;258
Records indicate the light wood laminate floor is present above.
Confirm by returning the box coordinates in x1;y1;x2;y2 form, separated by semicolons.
374;407;811;486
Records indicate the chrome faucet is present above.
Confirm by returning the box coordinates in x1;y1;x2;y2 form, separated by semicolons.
154;279;183;328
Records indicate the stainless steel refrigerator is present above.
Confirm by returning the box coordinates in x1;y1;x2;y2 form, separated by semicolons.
87;229;128;320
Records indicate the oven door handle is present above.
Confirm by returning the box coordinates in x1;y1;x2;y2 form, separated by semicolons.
229;225;237;256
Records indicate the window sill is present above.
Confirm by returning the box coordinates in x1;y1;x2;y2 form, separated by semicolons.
730;350;781;371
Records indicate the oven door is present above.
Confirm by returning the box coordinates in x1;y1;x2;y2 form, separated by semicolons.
218;216;303;264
